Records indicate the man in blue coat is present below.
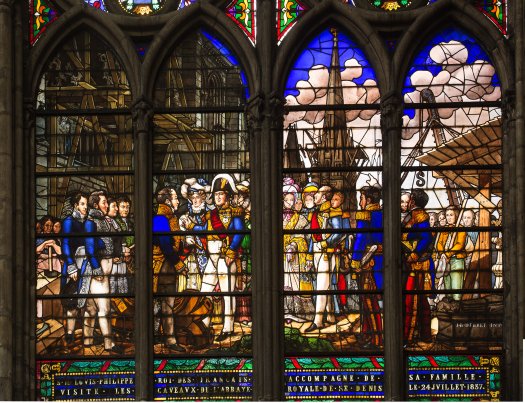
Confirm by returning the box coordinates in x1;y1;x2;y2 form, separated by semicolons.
402;189;435;344
153;187;186;352
61;193;88;346
349;184;383;348
304;186;344;332
83;190;121;353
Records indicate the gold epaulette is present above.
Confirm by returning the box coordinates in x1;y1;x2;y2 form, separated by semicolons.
412;209;429;223
356;211;371;221
351;259;361;269
231;207;245;217
329;208;343;218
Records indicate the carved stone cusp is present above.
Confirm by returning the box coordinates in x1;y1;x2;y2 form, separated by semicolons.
131;97;153;135
502;89;516;133
268;91;285;124
380;93;403;132
245;93;265;131
23;99;36;131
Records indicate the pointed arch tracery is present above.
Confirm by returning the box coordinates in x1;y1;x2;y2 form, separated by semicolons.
400;26;504;400
281;27;385;400
150;28;253;400
34;28;136;399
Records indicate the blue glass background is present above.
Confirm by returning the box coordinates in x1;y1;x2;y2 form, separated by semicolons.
284;29;377;98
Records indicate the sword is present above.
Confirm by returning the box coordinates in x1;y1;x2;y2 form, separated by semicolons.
360;245;378;268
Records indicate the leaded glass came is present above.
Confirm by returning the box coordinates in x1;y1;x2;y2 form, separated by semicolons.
35;30;135;400
401;28;503;400
283;28;384;399
152;30;252;400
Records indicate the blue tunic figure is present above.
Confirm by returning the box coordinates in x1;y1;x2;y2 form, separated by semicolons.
60;194;89;346
349;185;383;347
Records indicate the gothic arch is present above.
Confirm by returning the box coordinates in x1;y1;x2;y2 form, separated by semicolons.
393;0;513;95
28;5;141;102
142;3;258;100
274;0;391;98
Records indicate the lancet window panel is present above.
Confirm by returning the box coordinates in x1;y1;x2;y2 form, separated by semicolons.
35;30;136;400
151;29;253;400
282;28;385;400
276;0;308;45
401;27;504;401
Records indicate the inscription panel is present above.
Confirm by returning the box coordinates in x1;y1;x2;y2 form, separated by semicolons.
37;360;135;401
153;358;253;401
285;357;384;400
407;355;502;400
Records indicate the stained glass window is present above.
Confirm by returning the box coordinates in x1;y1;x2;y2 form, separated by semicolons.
348;0;507;35
35;30;135;400
152;29;252;400
277;0;307;45
401;27;503;400
226;0;256;45
25;0;519;400
475;0;507;35
426;1;507;35
30;0;59;46
84;0;107;12
369;0;413;11
283;28;383;400
178;0;197;9
117;0;166;15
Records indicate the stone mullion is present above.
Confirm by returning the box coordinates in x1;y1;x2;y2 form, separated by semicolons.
14;0;30;398
248;91;285;401
250;0;283;400
380;94;404;401
501;90;517;401
132;98;154;401
0;0;14;399
23;99;37;402
510;0;525;399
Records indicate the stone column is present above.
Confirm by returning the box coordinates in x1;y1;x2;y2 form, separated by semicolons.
14;0;31;397
502;89;519;400
250;0;284;399
248;92;285;400
0;0;14;400
132;98;154;401
380;93;403;400
510;0;524;399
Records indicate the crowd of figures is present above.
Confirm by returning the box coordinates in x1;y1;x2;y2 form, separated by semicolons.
36;173;252;355
152;174;252;351
282;177;384;349
282;177;503;349
36;194;134;354
36;173;503;355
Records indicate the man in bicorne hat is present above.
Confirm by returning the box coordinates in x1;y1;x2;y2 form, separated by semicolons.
184;174;245;341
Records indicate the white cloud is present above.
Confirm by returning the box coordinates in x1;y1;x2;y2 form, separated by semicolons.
284;58;380;130
402;40;501;140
